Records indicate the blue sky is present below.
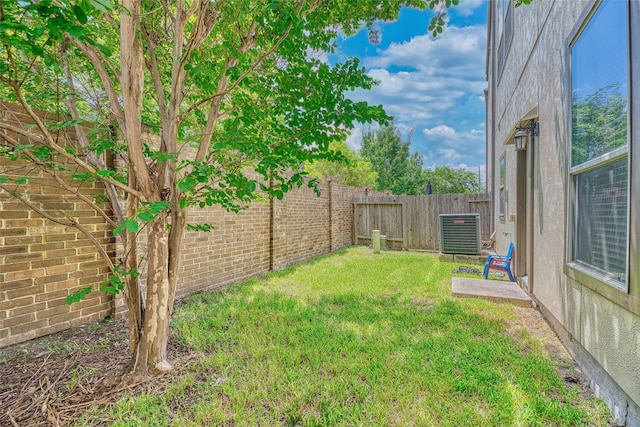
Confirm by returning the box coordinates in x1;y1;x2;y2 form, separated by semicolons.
332;0;488;173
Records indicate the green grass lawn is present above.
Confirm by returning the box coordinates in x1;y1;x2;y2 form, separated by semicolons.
89;247;609;426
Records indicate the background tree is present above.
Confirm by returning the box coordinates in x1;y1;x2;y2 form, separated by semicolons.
304;140;377;188
423;165;484;194
572;83;627;166
1;0;473;377
360;123;426;195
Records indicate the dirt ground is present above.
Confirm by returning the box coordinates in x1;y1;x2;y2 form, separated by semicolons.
0;306;609;426
0;317;200;427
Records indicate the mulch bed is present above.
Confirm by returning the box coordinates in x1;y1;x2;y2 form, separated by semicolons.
0;318;194;426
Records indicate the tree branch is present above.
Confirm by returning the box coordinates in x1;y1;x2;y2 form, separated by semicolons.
194;3;305;162
69;37;125;130
0;120;144;200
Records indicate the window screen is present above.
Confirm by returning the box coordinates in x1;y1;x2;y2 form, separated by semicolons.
572;157;628;283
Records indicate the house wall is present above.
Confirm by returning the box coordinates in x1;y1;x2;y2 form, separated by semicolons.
487;0;640;424
1;104;373;348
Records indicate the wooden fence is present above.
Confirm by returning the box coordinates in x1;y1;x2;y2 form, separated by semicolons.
353;193;491;251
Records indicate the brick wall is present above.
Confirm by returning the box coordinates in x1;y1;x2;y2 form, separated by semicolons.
272;181;331;270
175;201;271;299
328;179;375;251
0;104;115;347
1;104;371;348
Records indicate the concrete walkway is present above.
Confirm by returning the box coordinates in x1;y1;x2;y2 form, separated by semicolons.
452;277;533;307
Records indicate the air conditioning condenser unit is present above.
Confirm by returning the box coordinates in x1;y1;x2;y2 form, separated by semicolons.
439;213;481;255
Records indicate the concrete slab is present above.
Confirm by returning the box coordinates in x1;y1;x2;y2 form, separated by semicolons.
452;277;533;307
439;251;492;265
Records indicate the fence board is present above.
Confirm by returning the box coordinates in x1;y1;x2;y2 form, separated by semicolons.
353;193;490;251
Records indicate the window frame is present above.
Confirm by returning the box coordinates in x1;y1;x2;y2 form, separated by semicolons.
499;154;506;222
565;0;632;293
497;0;514;83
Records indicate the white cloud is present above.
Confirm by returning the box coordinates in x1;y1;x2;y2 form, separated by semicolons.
349;25;486;128
421;125;485;167
365;25;486;78
455;0;485;17
423;125;484;145
344;24;487;167
346;127;363;151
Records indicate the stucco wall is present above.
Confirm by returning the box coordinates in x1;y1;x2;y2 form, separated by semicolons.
487;0;640;421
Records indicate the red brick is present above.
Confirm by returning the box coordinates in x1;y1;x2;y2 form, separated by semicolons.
10;302;47;317
67;254;98;264
45;263;78;275
31;242;64;252
11;320;48;335
2;262;31;273
35;305;71;320
43;249;76;259
5;219;43;227
80;260;107;269
69;269;98;279
6;285;45;299
0;211;29;219
48;311;80;325
79;276;103;286
5;252;42;263
3;312;36;328
2;279;33;291
0;246;28;255
35;273;69;286
4;235;41;245
0;228;27;237
32;288;67;301
4;268;44;281
81;303;111;317
64;239;94;248
44;233;76;243
0;295;34;310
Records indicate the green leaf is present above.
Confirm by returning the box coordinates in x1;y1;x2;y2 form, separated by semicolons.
137;211;155;222
66;286;92;305
67;26;86;39
89;0;114;13
148;201;170;214
178;175;197;192
186;223;216;232
95;42;112;57
52;119;84;130
114;219;139;235
73;5;88;24
72;172;93;181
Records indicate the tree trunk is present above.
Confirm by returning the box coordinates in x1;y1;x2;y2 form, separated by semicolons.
119;0;171;376
128;217;172;374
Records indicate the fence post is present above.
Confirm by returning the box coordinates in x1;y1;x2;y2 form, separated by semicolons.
372;229;381;254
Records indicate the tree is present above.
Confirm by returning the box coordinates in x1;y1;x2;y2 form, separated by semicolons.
423;166;484;194
360;123;426;195
1;0;472;377
304;140;377;188
572;83;627;166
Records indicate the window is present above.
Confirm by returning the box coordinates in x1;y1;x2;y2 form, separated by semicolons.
497;0;513;80
499;155;505;220
569;0;629;289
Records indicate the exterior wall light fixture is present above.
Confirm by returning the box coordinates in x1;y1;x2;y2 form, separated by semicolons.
513;120;539;152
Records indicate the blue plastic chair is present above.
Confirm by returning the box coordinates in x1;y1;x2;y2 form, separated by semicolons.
483;242;515;281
